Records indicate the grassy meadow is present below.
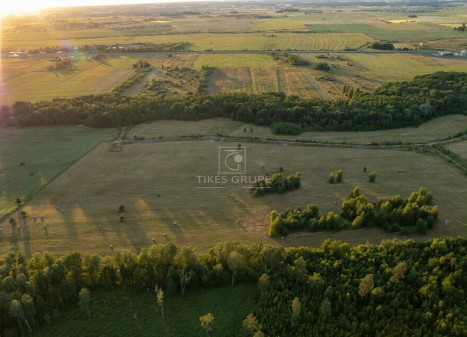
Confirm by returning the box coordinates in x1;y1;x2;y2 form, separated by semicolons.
36;284;257;337
0;127;115;221
446;140;467;160
129;115;467;145
1;131;466;256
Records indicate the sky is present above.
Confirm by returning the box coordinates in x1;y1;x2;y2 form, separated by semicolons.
1;0;218;17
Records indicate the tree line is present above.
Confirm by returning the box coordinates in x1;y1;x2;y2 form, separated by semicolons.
268;187;438;237
0;72;465;134
0;237;465;336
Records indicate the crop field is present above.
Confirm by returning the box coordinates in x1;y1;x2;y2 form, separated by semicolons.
192;54;275;68
169;16;257;33
37;284;257;337
248;19;307;32
250;67;279;93
208;68;253;94
1;130;466;255
262;32;372;51
283;67;318;98
3;52;466;103
0;56;139;104
2;32;373;52
0;126;115;221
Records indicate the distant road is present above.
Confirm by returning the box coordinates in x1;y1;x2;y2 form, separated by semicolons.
4;49;463;59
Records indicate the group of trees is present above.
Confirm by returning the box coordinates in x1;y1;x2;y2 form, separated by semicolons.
369;42;395;50
196;66;215;95
46;59;73;72
328;169;343;183
0;238;465;336
1;72;465;134
250;172;301;196
313;62;330;71
268;187;438;237
132;60;151;69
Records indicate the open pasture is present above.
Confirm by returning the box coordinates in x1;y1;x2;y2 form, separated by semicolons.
0;56;139;104
0;126;114;221
1;135;466;256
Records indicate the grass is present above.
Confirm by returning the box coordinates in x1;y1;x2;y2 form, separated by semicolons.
128;118;243;139
229;114;467;145
446;141;467;160
283;66;318;98
0;54;198;104
2;130;466;256
0;126;115;221
193;54;275;68
342;53;467;83
208;68;253;94
129;115;467;145
250;67;279;93
36;284;257;337
0;56;138;104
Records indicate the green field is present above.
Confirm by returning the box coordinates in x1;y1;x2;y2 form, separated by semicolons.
2;130;465;255
37;284;257;337
129;115;467;145
306;22;465;40
0;127;115;221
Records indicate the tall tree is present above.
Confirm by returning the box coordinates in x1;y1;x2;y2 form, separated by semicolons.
291;297;301;328
79;288;91;319
227;251;243;286
200;313;214;336
359;274;375;297
155;285;164;319
258;274;270;300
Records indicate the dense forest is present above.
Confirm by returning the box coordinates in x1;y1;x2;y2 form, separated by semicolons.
0;72;465;134
0;238;465;336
